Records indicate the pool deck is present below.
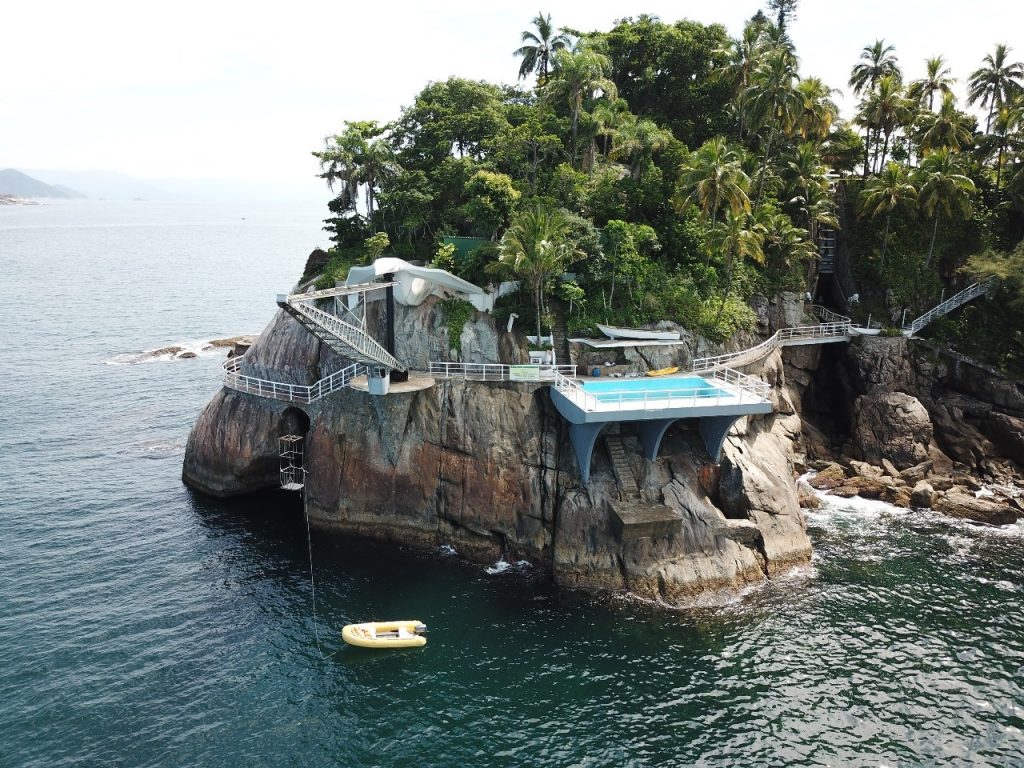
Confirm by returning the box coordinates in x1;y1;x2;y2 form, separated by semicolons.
549;372;773;481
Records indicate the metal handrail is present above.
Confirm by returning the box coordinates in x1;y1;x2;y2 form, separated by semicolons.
690;321;851;372
903;276;996;335
286;300;404;371
429;361;577;382
811;305;852;324
223;355;366;403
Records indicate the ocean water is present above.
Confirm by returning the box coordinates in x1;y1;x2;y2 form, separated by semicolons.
2;200;1023;767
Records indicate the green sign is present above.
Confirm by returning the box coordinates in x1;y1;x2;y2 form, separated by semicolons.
509;365;540;381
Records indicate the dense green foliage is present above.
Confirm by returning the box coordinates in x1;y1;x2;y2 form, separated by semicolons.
311;8;1024;364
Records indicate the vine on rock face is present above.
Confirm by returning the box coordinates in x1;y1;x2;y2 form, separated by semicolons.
440;297;474;355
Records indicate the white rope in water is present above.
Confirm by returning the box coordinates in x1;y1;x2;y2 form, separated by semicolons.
303;485;340;659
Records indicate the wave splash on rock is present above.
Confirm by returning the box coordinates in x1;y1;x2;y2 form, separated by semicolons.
108;335;255;365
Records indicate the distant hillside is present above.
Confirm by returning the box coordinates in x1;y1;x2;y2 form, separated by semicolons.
0;169;85;198
27;169;168;201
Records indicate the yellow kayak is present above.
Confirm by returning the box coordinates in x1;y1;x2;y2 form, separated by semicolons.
342;620;427;649
646;366;679;377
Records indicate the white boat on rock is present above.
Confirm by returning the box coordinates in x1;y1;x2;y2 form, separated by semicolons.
596;323;681;341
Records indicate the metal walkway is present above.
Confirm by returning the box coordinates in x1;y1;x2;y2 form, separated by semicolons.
276;282;406;372
902;277;996;336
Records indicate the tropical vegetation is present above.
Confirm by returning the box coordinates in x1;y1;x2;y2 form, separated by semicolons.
310;6;1024;371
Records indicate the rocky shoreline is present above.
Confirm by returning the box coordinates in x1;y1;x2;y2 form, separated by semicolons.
181;288;1023;606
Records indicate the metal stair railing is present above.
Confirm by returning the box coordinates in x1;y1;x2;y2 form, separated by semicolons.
223;356;367;403
690;321;851;372
902;277;996;336
277;296;406;372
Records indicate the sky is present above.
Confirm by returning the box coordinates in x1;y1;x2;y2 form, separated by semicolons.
2;0;1021;200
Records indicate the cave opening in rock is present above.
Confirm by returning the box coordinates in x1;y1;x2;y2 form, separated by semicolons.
280;407;311;438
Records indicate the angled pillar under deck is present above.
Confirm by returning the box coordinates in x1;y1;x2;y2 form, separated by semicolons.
636;419;678;461
698;415;743;462
569;422;606;483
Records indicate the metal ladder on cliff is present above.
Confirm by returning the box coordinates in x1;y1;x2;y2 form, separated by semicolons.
276;282;406;372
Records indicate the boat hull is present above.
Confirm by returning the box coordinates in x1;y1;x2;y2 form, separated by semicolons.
646;366;680;377
596;323;681;341
342;620;427;649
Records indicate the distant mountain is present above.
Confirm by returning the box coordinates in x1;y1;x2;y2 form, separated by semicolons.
0;169;86;199
25;169;167;201
24;168;326;203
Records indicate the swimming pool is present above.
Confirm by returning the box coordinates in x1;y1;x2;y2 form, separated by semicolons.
582;375;724;402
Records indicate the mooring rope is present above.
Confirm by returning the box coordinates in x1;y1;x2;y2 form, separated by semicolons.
302;483;340;659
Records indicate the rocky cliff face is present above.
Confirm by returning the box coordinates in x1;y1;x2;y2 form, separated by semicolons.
799;335;1024;524
184;293;817;604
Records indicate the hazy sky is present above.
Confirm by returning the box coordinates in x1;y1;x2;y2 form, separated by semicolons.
3;0;1021;193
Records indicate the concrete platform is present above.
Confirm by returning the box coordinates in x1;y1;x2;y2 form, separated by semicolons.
611;501;683;540
348;373;436;394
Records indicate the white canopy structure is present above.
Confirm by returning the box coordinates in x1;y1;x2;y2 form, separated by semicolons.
347;257;493;311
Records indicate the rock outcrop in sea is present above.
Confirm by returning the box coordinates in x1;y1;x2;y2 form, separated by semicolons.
183;288;1023;605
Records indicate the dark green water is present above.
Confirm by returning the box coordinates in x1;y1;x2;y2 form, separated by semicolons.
2;201;1023;766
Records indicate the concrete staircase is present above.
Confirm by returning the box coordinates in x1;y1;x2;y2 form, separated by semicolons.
605;435;639;500
550;299;571;366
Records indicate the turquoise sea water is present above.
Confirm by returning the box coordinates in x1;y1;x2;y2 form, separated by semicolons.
1;200;1023;766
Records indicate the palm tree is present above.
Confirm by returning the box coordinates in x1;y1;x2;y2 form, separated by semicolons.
989;96;1024;191
610;119;673;180
849;40;901;98
794;77;840;141
909;56;955;111
919;92;974;154
917;148;976;267
968;44;1024;133
314;120;393;222
713;22;767;139
514;12;572;85
489;203;583;341
849;40;901;176
542;48;617;166
675;137;751;230
859;162;918;268
859;74;914;171
705;209;765;322
744;47;801;207
783;142;834;242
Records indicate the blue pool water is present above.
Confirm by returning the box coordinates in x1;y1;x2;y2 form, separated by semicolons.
583;375;723;402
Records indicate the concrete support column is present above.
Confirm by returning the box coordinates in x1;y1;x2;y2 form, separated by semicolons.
698;415;742;462
636;419;677;461
568;422;606;482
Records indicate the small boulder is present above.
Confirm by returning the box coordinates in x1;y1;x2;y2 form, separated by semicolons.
911;481;936;509
934;488;1020;526
899;460;933;485
881;458;901;478
808;462;847;490
849;460;885;480
983;412;1024;467
880;486;912;508
830;475;888;500
798;487;822;509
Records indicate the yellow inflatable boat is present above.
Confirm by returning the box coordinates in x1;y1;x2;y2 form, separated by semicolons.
646;366;679;377
342;620;427;649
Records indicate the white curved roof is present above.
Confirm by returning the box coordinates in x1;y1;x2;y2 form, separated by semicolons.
347;257;486;307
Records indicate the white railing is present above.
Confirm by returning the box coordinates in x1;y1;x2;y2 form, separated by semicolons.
811;305;852;324
903;276;996;336
429;361;577;382
551;367;600;410
551;366;771;414
223;356;366;403
690;321;851;372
